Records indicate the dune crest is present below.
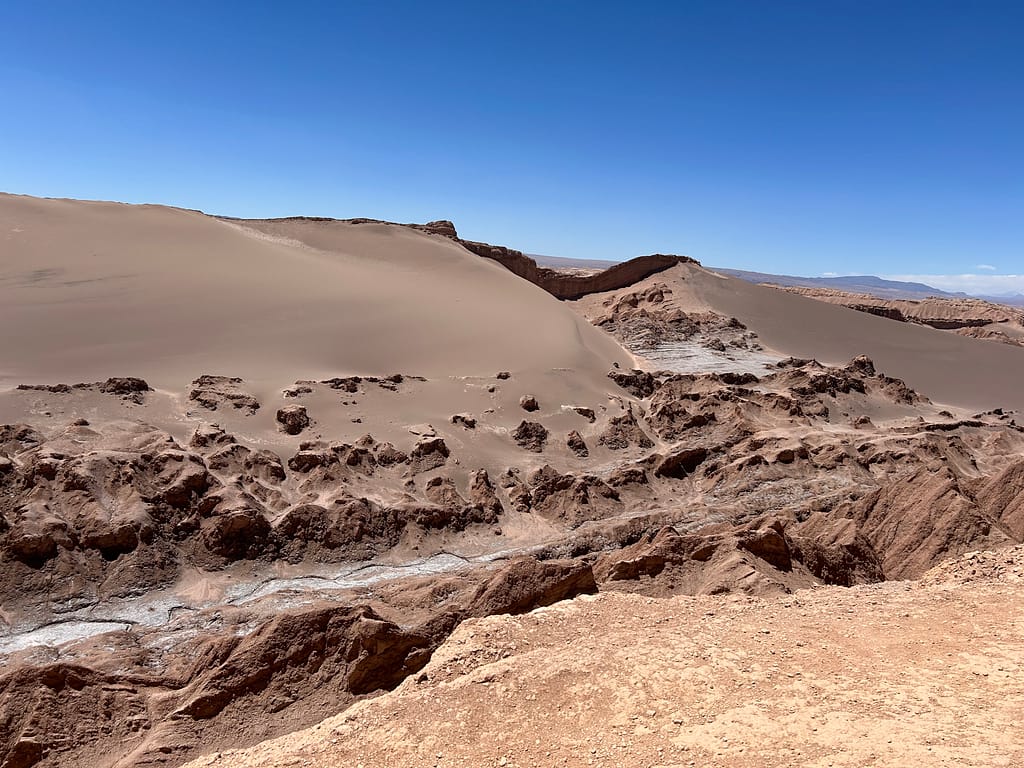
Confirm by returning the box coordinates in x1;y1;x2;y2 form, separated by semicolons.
0;194;630;389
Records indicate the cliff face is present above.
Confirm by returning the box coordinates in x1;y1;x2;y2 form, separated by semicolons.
416;220;695;300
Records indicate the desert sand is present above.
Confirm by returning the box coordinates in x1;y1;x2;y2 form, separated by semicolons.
2;194;1023;768
0;193;629;389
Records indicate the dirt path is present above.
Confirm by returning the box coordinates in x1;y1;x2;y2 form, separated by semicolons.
188;547;1024;768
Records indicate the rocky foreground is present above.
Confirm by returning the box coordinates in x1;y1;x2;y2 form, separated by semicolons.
187;545;1024;768
2;352;1024;767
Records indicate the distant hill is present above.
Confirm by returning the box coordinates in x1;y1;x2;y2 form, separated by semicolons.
529;253;620;271
978;293;1024;307
709;268;964;300
531;254;1024;307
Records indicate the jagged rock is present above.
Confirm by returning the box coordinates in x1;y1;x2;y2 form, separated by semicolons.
849;468;1011;579
98;377;150;403
422;220;458;238
283;383;314;398
608;369;656;398
207;443;253;473
189;424;236;449
202;504;272;559
451;414;477;429
513;421;548;452
276;405;310;435
847;354;876;376
374;442;409;467
528;465;622;527
654;447;709;479
789;514;884;586
571;406;596;422
331;443;377;474
597;409;653;450
738;521;792;571
566;430;589;457
144;451;212;508
606;466;648;487
175;604;432;719
468;469;503;521
0;424;44;455
705;337;727;352
248;450;286;483
322;376;361;393
189;375;260;413
499;468;532;514
408;438;449;474
424;476;466;509
773;446;809;464
287;450;332;473
7;526;63;564
977;458;1024;539
467;558;597;617
519;395;540;412
495;371;511;380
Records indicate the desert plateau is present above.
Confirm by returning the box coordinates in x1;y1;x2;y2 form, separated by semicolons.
0;191;1022;768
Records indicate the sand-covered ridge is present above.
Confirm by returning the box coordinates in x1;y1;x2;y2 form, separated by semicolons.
0;194;629;389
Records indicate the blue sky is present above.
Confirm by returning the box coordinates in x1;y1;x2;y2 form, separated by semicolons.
1;1;1021;292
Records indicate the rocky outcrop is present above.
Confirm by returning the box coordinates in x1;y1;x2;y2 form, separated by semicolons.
0;555;597;768
512;421;548;452
189;375;260;413
597;408;654;451
275;405;310;435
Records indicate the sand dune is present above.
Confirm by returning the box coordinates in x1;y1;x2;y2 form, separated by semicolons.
0;194;630;389
576;262;1024;414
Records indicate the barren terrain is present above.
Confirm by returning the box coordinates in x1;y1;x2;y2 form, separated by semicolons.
189;546;1024;768
2;194;1023;768
770;285;1024;347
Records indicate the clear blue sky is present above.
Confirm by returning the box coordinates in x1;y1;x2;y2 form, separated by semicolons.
2;1;1021;290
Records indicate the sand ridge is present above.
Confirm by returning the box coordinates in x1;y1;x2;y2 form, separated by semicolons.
0;193;630;389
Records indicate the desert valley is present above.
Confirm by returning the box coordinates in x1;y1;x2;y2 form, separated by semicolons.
0;192;1022;767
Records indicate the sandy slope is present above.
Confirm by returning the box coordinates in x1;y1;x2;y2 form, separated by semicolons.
575;263;1024;414
0;194;629;389
186;547;1024;768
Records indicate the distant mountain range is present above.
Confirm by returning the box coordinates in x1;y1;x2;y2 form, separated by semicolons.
711;268;1024;306
708;268;964;300
529;253;1024;306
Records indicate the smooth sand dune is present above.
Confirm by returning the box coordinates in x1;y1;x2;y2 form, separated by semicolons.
674;264;1024;413
0;194;630;389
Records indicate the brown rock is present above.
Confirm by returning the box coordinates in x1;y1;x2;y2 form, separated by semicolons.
408;438;450;474
276;405;310;435
468;469;503;522
571;406;596;422
467;558;598;617
451;414;477;429
566;430;589;457
513;421;548;452
654;447;709;479
519;395;540;412
597;409;653;450
189;375;260;413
